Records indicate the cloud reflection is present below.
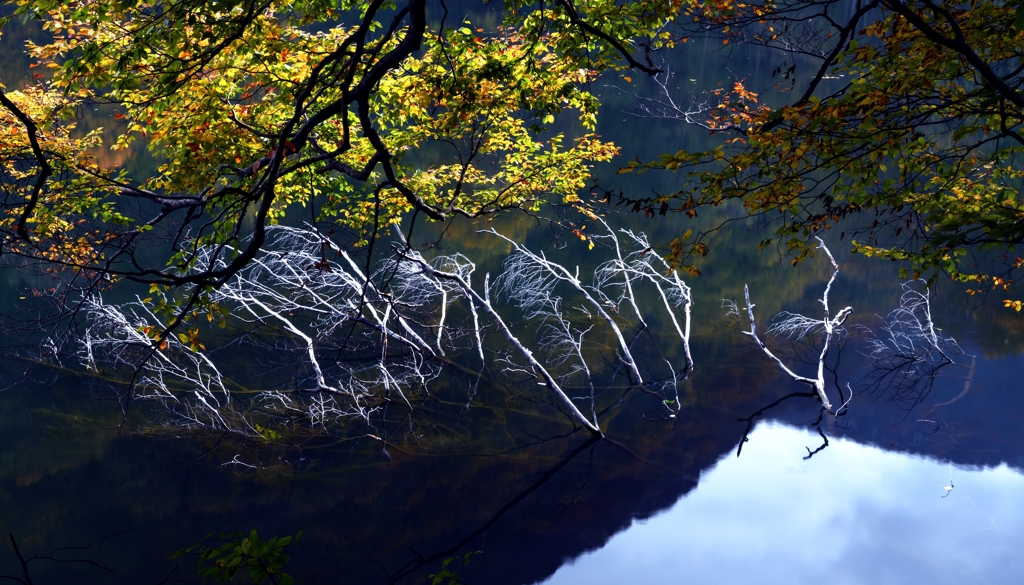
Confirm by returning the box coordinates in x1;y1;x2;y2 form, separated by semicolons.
541;422;1024;585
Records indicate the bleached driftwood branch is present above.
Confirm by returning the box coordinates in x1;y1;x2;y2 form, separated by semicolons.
865;283;958;365
71;226;448;439
736;237;852;411
61;222;696;441
396;244;603;435
860;282;963;408
729;247;965;457
609;226;694;373
487;228;646;385
591;217;647;329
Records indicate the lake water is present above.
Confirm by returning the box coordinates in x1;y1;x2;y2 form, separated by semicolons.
4;217;1023;583
2;9;1024;584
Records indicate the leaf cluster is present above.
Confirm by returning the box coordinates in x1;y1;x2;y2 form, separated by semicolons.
0;0;682;347
634;0;1024;305
171;529;302;585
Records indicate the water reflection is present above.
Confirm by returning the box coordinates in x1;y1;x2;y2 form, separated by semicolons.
3;213;1024;584
3;313;1024;583
543;422;1024;585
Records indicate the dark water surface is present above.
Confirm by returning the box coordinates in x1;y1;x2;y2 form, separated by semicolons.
3;10;1024;584
4;219;1023;584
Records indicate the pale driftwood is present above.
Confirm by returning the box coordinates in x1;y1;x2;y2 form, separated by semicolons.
615;228;694;372
592;216;647;328
738;238;852;411
70;227;449;439
486;228;645;385
65;222;696;440
400;246;603;435
860;281;963;408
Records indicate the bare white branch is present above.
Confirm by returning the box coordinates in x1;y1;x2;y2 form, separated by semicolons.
738;238;853;411
398;243;603;435
63;222;698;443
488;228;646;384
859;281;963;407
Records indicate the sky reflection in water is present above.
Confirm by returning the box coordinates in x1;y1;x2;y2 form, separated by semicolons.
543;422;1024;585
